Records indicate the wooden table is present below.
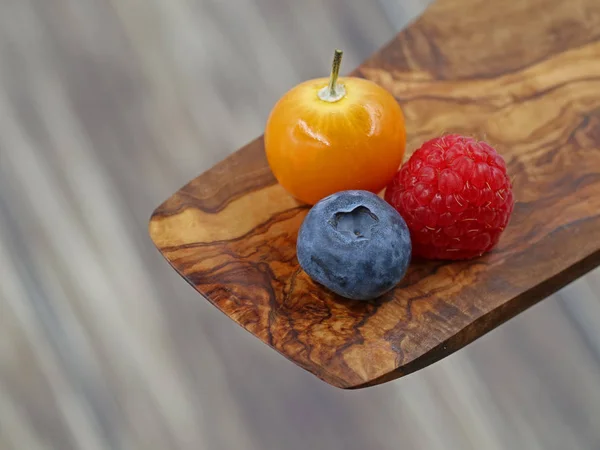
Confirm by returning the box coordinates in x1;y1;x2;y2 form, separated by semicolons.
3;0;600;448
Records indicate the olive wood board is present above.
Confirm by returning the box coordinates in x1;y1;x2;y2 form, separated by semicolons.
149;0;600;389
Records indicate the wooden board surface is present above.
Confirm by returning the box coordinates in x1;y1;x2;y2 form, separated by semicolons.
149;0;600;389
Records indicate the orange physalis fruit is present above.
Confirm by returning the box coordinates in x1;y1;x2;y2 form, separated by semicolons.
265;50;406;205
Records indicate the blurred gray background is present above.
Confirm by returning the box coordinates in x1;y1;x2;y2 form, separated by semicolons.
2;0;600;449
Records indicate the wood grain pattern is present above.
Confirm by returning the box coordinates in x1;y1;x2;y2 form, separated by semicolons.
149;0;600;389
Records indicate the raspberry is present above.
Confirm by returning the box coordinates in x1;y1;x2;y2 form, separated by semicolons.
384;134;515;260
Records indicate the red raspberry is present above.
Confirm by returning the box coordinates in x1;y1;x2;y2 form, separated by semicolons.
385;134;515;260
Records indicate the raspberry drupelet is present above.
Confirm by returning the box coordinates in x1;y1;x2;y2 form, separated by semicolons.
384;134;515;260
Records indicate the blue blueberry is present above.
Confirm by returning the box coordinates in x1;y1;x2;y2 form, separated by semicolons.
297;190;412;300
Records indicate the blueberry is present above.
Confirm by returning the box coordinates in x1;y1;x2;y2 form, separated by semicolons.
297;190;412;300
